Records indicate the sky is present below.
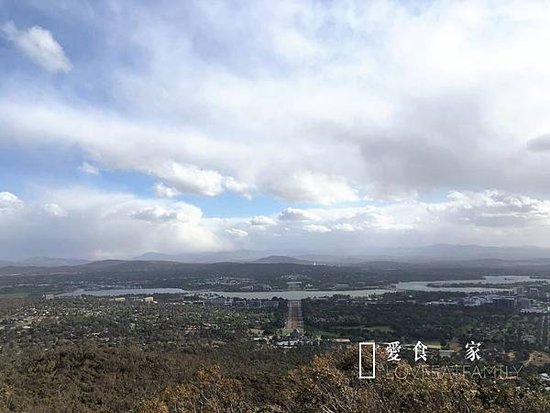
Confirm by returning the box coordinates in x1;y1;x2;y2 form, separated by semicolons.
2;0;550;259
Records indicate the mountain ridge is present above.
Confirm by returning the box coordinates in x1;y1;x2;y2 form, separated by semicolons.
3;244;550;268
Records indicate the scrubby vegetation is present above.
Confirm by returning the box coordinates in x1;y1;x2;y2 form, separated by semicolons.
139;349;550;412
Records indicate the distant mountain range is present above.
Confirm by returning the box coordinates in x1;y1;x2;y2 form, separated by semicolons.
376;244;550;260
136;250;268;263
136;244;550;264
0;256;90;267
253;255;314;265
3;244;550;268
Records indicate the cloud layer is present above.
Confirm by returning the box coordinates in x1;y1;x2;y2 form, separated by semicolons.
1;187;549;259
2;1;550;257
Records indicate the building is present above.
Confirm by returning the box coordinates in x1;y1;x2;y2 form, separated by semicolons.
261;300;279;309
208;296;227;306
517;297;531;309
514;286;525;296
143;296;155;303
493;297;516;309
462;296;493;306
286;281;302;290
248;299;262;308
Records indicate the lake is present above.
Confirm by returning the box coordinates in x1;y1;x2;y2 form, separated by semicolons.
59;275;548;299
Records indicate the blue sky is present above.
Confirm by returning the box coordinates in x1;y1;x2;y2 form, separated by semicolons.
2;0;550;259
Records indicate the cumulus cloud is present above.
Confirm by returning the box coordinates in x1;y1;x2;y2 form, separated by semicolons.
129;201;203;223
0;192;23;211
249;216;277;227
5;0;550;201
0;188;225;259
2;188;550;259
1;21;71;72
160;162;225;196
437;190;550;228
5;2;550;256
153;182;180;198
266;172;358;205
223;177;254;199
278;208;318;222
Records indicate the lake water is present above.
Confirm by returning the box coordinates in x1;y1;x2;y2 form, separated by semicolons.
59;275;548;299
213;288;394;299
59;287;394;299
59;288;188;297
394;275;548;293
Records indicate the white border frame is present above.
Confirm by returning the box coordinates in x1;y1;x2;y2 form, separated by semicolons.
358;342;376;379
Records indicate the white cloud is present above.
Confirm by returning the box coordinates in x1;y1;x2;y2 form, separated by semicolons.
163;162;224;196
223;177;254;199
249;216;277;226
4;0;550;203
266;172;358;205
0;192;23;211
153;182;180;198
42;203;68;217
0;188;223;259
225;228;248;238
5;2;550;255
130;203;202;223
2;188;550;259
437;190;550;228
278;207;318;222
79;162;100;175
303;224;331;233
332;223;356;232
1;21;72;73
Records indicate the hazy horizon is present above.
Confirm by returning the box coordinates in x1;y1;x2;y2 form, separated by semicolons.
5;243;550;263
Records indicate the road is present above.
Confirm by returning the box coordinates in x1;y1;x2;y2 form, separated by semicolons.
540;314;548;346
285;300;304;331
